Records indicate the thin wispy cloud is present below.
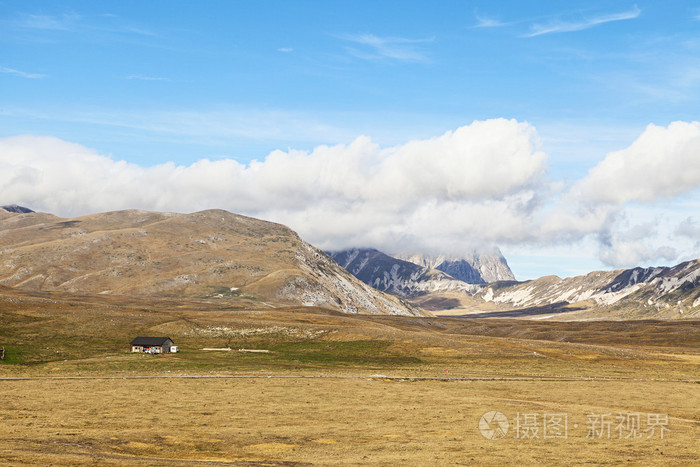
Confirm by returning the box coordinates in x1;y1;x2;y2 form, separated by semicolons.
3;106;358;147
125;74;169;81
120;25;158;37
15;13;79;31
1;67;45;79
473;14;509;28
277;47;294;53
13;11;157;38
340;34;433;63
525;6;641;37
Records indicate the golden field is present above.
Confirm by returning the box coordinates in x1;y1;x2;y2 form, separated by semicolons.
2;377;698;466
1;286;699;465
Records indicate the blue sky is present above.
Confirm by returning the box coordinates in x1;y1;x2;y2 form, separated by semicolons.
2;1;700;280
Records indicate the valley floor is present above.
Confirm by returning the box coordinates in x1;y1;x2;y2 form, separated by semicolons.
1;289;698;465
2;376;698;466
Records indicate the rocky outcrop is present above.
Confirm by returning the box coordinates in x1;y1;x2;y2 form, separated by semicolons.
399;250;515;284
1;205;34;214
328;248;478;298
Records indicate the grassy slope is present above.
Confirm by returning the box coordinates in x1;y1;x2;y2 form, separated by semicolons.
0;209;302;297
0;209;422;317
1;287;698;378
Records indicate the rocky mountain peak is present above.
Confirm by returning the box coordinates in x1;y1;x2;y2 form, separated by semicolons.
398;249;515;284
327;248;479;298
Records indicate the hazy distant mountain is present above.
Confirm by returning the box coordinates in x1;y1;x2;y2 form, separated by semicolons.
1;205;34;213
399;250;515;283
0;208;424;316
327;248;478;298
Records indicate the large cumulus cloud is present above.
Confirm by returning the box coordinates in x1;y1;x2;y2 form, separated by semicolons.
0;119;548;255
574;121;700;203
2;119;699;268
563;121;700;267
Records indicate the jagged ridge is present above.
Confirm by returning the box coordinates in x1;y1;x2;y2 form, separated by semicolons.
399;250;515;284
478;260;700;319
328;248;478;298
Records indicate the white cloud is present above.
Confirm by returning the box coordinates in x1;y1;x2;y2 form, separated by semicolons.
15;13;79;31
676;216;700;239
125;74;169;81
277;47;294;53
595;217;679;268
676;217;700;252
1;67;45;79
599;241;677;268
12;12;157;37
119;26;158;37
2;119;699;270
525;6;641;37
0;120;546;254
473;14;508;29
552;120;700;267
2;107;362;147
340;34;433;63
573;121;700;204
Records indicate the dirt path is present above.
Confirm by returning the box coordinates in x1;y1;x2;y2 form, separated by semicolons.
1;374;698;382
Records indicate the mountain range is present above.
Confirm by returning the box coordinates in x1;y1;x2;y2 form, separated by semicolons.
2;205;698;320
327;247;514;299
330;247;699;320
475;260;700;319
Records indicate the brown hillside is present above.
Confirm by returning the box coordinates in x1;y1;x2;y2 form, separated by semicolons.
0;209;423;316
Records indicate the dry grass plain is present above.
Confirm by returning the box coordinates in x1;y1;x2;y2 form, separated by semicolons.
1;287;699;465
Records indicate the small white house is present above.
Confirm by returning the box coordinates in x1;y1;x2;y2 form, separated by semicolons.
130;337;177;353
